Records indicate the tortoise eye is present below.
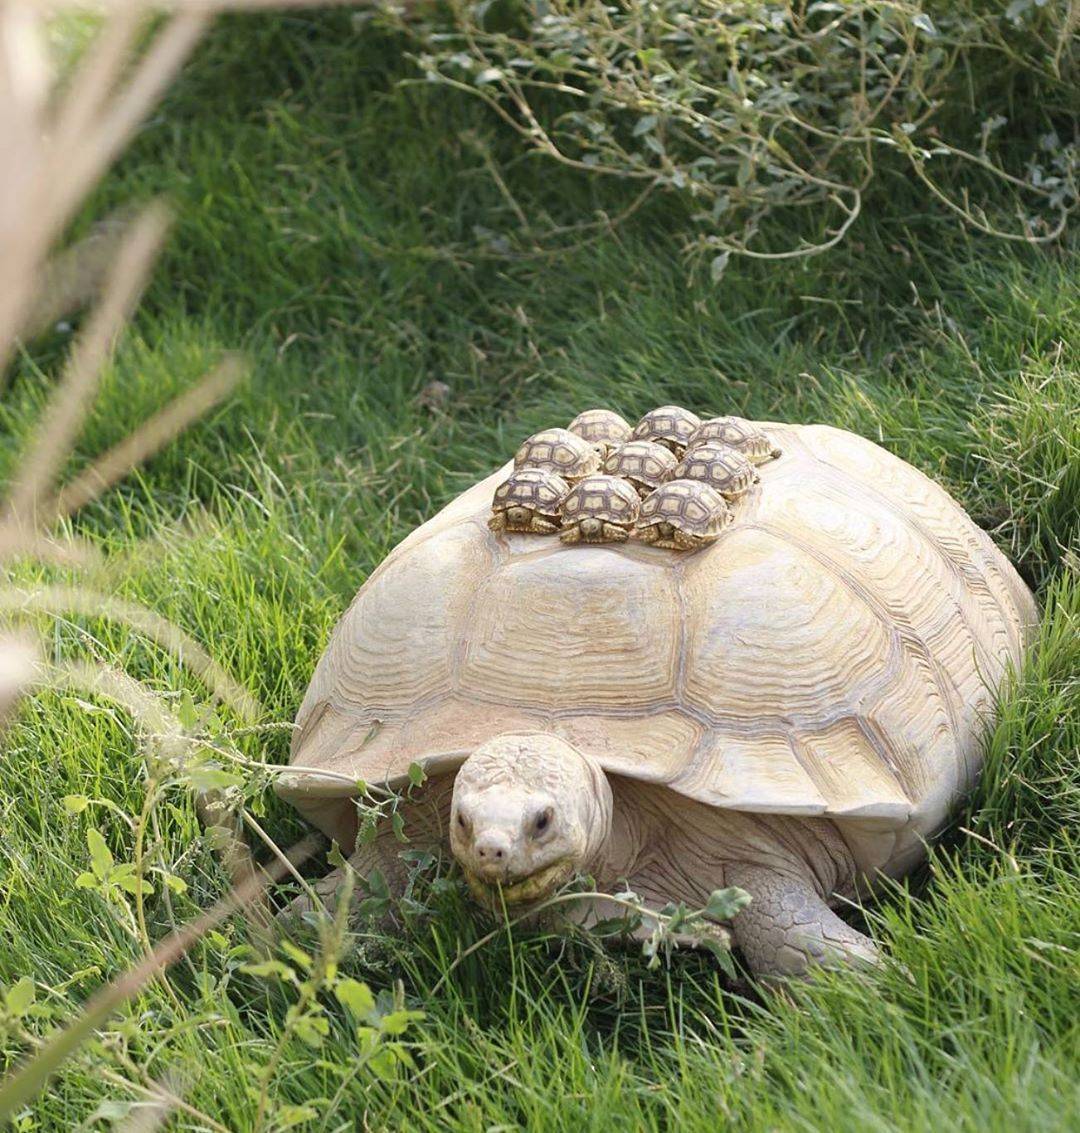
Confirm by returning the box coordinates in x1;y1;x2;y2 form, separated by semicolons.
532;807;554;837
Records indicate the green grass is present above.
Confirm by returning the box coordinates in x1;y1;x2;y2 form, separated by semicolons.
1;10;1078;1130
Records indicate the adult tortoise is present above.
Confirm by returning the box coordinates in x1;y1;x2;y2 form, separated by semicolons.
278;422;1036;978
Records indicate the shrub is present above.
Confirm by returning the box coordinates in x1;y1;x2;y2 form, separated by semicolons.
376;0;1079;275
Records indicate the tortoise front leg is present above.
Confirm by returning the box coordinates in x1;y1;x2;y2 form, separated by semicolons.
601;523;630;542
724;862;880;978
529;515;561;534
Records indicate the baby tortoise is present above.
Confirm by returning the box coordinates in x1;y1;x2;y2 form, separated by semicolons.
636;479;732;550
688;416;781;465
567;409;633;457
489;468;570;534
514;427;601;481
672;442;759;501
560;474;641;544
630;405;701;455
603;440;677;497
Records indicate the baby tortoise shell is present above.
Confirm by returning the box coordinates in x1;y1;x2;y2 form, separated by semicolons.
636;479;732;550
630;405;702;455
603;440;678;496
514;427;601;481
560;474;641;544
672;442;759;501
489;468;570;534
567;409;633;457
688;416;781;465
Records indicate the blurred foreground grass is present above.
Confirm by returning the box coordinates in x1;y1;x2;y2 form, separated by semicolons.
0;10;1077;1131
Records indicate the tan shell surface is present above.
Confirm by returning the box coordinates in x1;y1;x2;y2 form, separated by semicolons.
514;428;600;478
562;474;641;524
638;479;732;536
604;441;678;489
282;422;1037;880
492;468;569;514
673;443;758;499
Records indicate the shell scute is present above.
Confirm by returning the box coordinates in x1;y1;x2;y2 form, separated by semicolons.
603;440;677;494
689;416;781;464
514;428;600;479
673;442;759;499
568;408;633;454
631;405;702;454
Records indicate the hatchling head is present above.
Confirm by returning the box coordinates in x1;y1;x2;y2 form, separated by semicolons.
688;416;781;464
672;442;759;501
630;405;702;455
636;478;732;550
489;468;570;535
567;409;633;457
514;428;601;481
602;440;678;497
559;474;641;544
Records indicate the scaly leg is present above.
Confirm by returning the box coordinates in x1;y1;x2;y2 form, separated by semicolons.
725;862;879;978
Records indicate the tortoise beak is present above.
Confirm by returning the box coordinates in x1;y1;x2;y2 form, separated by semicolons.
464;858;575;910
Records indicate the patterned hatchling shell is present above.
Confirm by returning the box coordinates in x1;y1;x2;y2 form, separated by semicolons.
603;440;678;495
630;405;702;454
514;428;601;480
562;474;641;526
689;416;781;464
673;442;759;500
567;409;633;455
638;478;732;540
491;468;569;520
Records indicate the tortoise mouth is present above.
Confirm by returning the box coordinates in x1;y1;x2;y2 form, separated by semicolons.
464;858;575;911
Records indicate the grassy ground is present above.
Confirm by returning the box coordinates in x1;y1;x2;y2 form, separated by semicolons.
1;10;1078;1130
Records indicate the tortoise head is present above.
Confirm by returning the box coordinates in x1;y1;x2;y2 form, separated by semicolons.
449;733;612;909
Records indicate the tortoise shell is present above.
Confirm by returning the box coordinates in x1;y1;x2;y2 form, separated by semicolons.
514;428;600;480
637;479;732;540
689;416;781;464
630;405;702;454
603;440;677;494
281;421;1037;885
562;474;641;526
491;468;569;520
567;409;633;455
673;442;759;500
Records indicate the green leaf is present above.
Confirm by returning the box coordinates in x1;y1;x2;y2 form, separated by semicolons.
116;874;154;896
280;940;312;972
276;1104;319;1129
86;829;113;879
74;872;97;889
292;1013;329;1048
633;114;658;137
703;887;752;922
61;795;90;815
335;978;376;1021
162;872;188;894
407;761;426;787
710;251;730;284
390;811;407;843
186;766;243;792
177;688;200;730
241;960;295;981
378;1009;424;1036
4;977;35;1017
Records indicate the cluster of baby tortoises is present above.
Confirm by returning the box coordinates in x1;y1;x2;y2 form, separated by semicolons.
489;407;782;550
